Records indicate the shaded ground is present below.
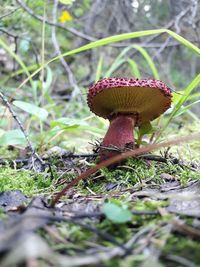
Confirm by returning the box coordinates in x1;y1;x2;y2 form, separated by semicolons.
0;152;200;267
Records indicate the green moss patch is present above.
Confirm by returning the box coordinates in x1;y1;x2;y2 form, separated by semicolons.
0;167;52;195
84;158;200;194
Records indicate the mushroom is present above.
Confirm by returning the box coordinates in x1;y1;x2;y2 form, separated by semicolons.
87;77;172;161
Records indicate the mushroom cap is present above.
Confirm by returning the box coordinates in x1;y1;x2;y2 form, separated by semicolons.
87;77;172;126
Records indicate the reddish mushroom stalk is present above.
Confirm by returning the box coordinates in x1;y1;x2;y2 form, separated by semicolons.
100;114;136;160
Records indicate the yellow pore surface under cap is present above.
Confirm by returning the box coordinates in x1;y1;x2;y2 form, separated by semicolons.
91;86;170;125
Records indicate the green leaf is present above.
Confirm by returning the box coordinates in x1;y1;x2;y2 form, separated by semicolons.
103;202;132;223
13;101;48;121
0;129;26;146
137;122;155;145
51;117;88;128
50;118;105;136
19;39;30;53
138;122;153;136
81;126;105;135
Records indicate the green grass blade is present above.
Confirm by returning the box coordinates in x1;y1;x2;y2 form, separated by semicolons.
0;38;33;86
166;30;200;55
174;100;200;118
105;59;126;77
132;44;160;79
57;28;199;63
0;64;39;86
156;73;200;140
172;74;200;112
127;59;141;78
187;110;200;121
18;29;200;90
95;54;104;82
105;46;133;77
187;92;200;101
106;44;158;79
105;45;135;77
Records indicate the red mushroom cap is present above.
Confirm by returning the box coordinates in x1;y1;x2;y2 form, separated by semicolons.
87;77;172;125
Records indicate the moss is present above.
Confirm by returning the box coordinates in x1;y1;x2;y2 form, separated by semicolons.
134;199;169;211
0;167;52;195
65;157;200;200
161;234;200;266
89;158;200;190
0;147;19;159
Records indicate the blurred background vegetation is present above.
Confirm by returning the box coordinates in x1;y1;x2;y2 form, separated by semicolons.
0;0;199;155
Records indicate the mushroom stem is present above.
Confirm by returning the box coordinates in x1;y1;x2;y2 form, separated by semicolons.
100;114;135;161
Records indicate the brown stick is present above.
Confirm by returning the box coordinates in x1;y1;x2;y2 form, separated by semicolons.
51;133;200;207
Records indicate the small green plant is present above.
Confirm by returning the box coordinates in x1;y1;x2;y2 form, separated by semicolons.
103;200;132;224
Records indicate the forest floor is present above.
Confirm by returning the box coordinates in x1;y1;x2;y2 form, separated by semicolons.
0;143;200;267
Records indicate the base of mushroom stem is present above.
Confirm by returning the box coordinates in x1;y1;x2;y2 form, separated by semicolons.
98;141;135;162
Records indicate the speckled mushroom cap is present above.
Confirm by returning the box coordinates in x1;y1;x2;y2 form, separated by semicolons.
87;77;172;126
